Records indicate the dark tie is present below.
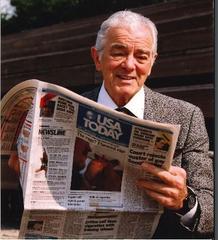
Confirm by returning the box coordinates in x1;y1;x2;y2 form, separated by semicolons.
115;107;136;117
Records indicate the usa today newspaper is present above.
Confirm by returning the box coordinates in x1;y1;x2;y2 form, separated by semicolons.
1;80;180;239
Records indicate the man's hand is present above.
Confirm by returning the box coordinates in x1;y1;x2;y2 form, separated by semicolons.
137;162;188;210
8;152;20;176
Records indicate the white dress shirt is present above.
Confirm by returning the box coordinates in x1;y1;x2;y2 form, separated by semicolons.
97;83;145;119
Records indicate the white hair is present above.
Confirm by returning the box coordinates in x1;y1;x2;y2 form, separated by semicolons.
95;10;158;57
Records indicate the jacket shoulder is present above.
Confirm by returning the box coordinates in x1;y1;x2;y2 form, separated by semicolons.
145;86;199;113
81;86;100;102
144;86;204;126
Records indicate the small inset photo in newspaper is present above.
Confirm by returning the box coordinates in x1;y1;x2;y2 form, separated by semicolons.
39;93;56;118
35;148;48;175
27;220;43;232
154;134;170;152
70;137;123;192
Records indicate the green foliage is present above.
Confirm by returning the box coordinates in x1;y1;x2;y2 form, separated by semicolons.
2;0;166;35
2;0;80;34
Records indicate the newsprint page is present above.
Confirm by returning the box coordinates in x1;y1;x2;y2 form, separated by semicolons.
1;80;180;239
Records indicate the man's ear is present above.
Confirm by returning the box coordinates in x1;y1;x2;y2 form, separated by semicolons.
152;53;158;64
148;53;158;76
91;47;101;71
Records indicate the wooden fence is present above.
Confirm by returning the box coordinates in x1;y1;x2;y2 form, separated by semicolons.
2;0;214;143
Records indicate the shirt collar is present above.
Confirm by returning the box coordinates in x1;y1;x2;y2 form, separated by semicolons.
97;83;145;119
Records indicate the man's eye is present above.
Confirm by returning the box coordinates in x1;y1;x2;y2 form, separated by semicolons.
112;52;125;57
135;55;150;63
136;55;149;60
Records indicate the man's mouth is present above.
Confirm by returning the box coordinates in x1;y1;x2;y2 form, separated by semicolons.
116;74;136;80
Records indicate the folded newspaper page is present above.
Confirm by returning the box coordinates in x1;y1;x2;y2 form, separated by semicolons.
1;80;180;239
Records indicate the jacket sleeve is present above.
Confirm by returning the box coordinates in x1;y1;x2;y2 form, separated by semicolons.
182;106;214;236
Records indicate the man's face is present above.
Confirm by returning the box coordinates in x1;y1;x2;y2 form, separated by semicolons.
92;26;156;106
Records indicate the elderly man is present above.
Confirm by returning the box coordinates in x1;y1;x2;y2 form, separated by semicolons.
82;10;213;238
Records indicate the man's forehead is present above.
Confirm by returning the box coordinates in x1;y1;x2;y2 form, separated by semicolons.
106;26;153;49
110;42;152;52
110;43;128;48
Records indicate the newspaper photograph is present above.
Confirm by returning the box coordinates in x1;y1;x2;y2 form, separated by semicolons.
1;79;180;238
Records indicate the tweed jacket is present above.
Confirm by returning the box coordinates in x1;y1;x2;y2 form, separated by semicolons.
82;85;214;238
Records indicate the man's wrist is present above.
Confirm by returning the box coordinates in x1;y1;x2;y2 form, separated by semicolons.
175;186;201;232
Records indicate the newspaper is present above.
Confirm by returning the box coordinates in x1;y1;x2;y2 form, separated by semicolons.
1;79;180;239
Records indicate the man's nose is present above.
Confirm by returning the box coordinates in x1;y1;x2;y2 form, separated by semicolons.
121;55;136;70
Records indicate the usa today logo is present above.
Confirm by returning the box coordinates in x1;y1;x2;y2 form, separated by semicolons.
83;110;123;140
